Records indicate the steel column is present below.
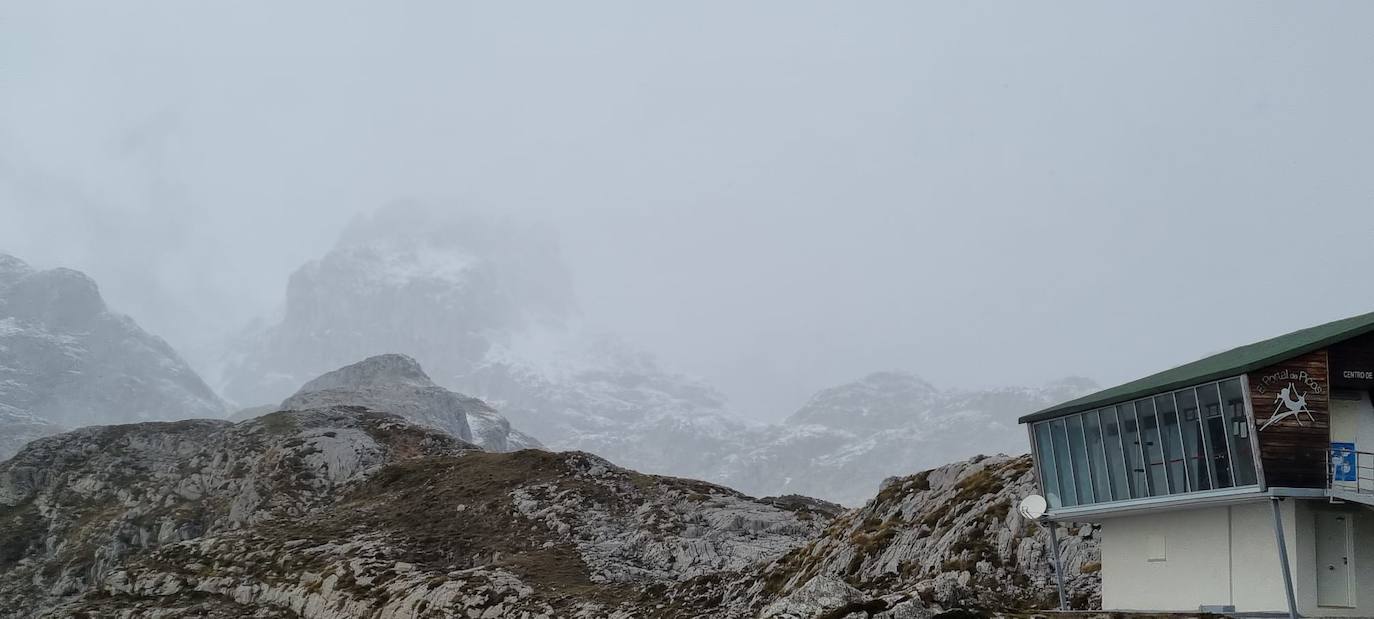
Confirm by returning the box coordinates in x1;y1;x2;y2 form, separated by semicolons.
1270;498;1299;619
1047;520;1068;611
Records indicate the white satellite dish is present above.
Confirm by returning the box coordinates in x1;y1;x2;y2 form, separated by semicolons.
1018;494;1048;520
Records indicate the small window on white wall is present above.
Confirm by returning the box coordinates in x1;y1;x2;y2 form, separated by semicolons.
1147;533;1167;562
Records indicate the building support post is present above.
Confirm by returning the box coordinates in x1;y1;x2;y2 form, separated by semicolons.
1270;498;1299;619
1046;519;1068;610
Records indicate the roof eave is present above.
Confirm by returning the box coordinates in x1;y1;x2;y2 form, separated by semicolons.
1017;318;1374;425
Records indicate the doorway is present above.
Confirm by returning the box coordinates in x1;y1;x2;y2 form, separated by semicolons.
1316;510;1354;608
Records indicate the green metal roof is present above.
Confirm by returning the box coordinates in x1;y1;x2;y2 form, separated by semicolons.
1019;310;1374;425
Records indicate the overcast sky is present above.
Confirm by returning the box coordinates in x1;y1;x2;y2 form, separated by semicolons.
3;2;1373;420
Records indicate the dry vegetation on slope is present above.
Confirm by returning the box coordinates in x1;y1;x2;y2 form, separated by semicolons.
1;406;1096;618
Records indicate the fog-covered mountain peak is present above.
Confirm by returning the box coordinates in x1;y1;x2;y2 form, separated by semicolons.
0;251;227;459
786;370;940;429
0;256;108;332
219;205;574;407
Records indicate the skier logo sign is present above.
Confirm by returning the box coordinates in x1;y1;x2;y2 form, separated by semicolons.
1259;382;1318;431
1247;351;1330;488
1253;363;1326;433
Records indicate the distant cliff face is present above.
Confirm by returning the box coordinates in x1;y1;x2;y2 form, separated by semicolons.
217;205;573;407
0;252;226;460
273;353;541;452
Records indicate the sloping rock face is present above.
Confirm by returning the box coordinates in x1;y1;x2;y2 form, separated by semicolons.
0;408;829;618
276;354;540;452
0;407;474;617
0;252;226;460
698;453;1102;617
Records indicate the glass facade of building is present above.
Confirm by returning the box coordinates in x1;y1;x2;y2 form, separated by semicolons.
1031;377;1259;508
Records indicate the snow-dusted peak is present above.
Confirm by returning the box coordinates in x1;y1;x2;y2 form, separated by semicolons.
0;252;34;287
5;267;108;331
0;252;226;459
297;241;479;292
219;205;573;407
785;370;939;430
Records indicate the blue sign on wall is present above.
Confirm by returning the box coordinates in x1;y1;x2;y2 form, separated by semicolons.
1332;442;1357;482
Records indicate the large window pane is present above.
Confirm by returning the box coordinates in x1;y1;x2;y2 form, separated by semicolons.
1220;379;1257;486
1198;383;1234;488
1176;388;1212;491
1083;410;1112;502
1050;419;1078;506
1066;415;1095;503
1135;398;1167;496
1035;423;1063;507
1119;403;1149;498
1100;408;1128;500
1155;393;1187;493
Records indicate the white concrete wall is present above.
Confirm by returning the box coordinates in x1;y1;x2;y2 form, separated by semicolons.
1228;501;1293;613
1291;500;1374;617
1101;500;1374;615
1100;502;1290;613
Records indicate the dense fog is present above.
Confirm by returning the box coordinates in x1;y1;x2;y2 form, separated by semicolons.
3;2;1374;424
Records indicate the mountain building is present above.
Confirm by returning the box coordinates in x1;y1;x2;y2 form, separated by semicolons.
1021;311;1374;616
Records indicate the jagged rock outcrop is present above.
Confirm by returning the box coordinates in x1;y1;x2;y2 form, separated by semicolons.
0;252;226;460
272;354;540;452
0;408;829;618
716;453;1101;617
0;407;474;616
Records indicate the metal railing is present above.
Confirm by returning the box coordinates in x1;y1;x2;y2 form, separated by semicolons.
1327;447;1374;495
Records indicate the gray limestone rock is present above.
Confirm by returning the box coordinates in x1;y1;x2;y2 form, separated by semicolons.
277;353;540;452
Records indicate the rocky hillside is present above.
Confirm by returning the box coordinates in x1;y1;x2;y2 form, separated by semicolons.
0;252;226;460
256;353;539;452
741;454;1100;617
0;407;832;618
0;403;1100;618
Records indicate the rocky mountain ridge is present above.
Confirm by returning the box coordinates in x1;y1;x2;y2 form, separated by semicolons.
274;353;540;452
0;407;847;618
0;252;226;460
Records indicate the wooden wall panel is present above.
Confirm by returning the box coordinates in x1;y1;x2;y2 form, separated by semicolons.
1249;350;1329;488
